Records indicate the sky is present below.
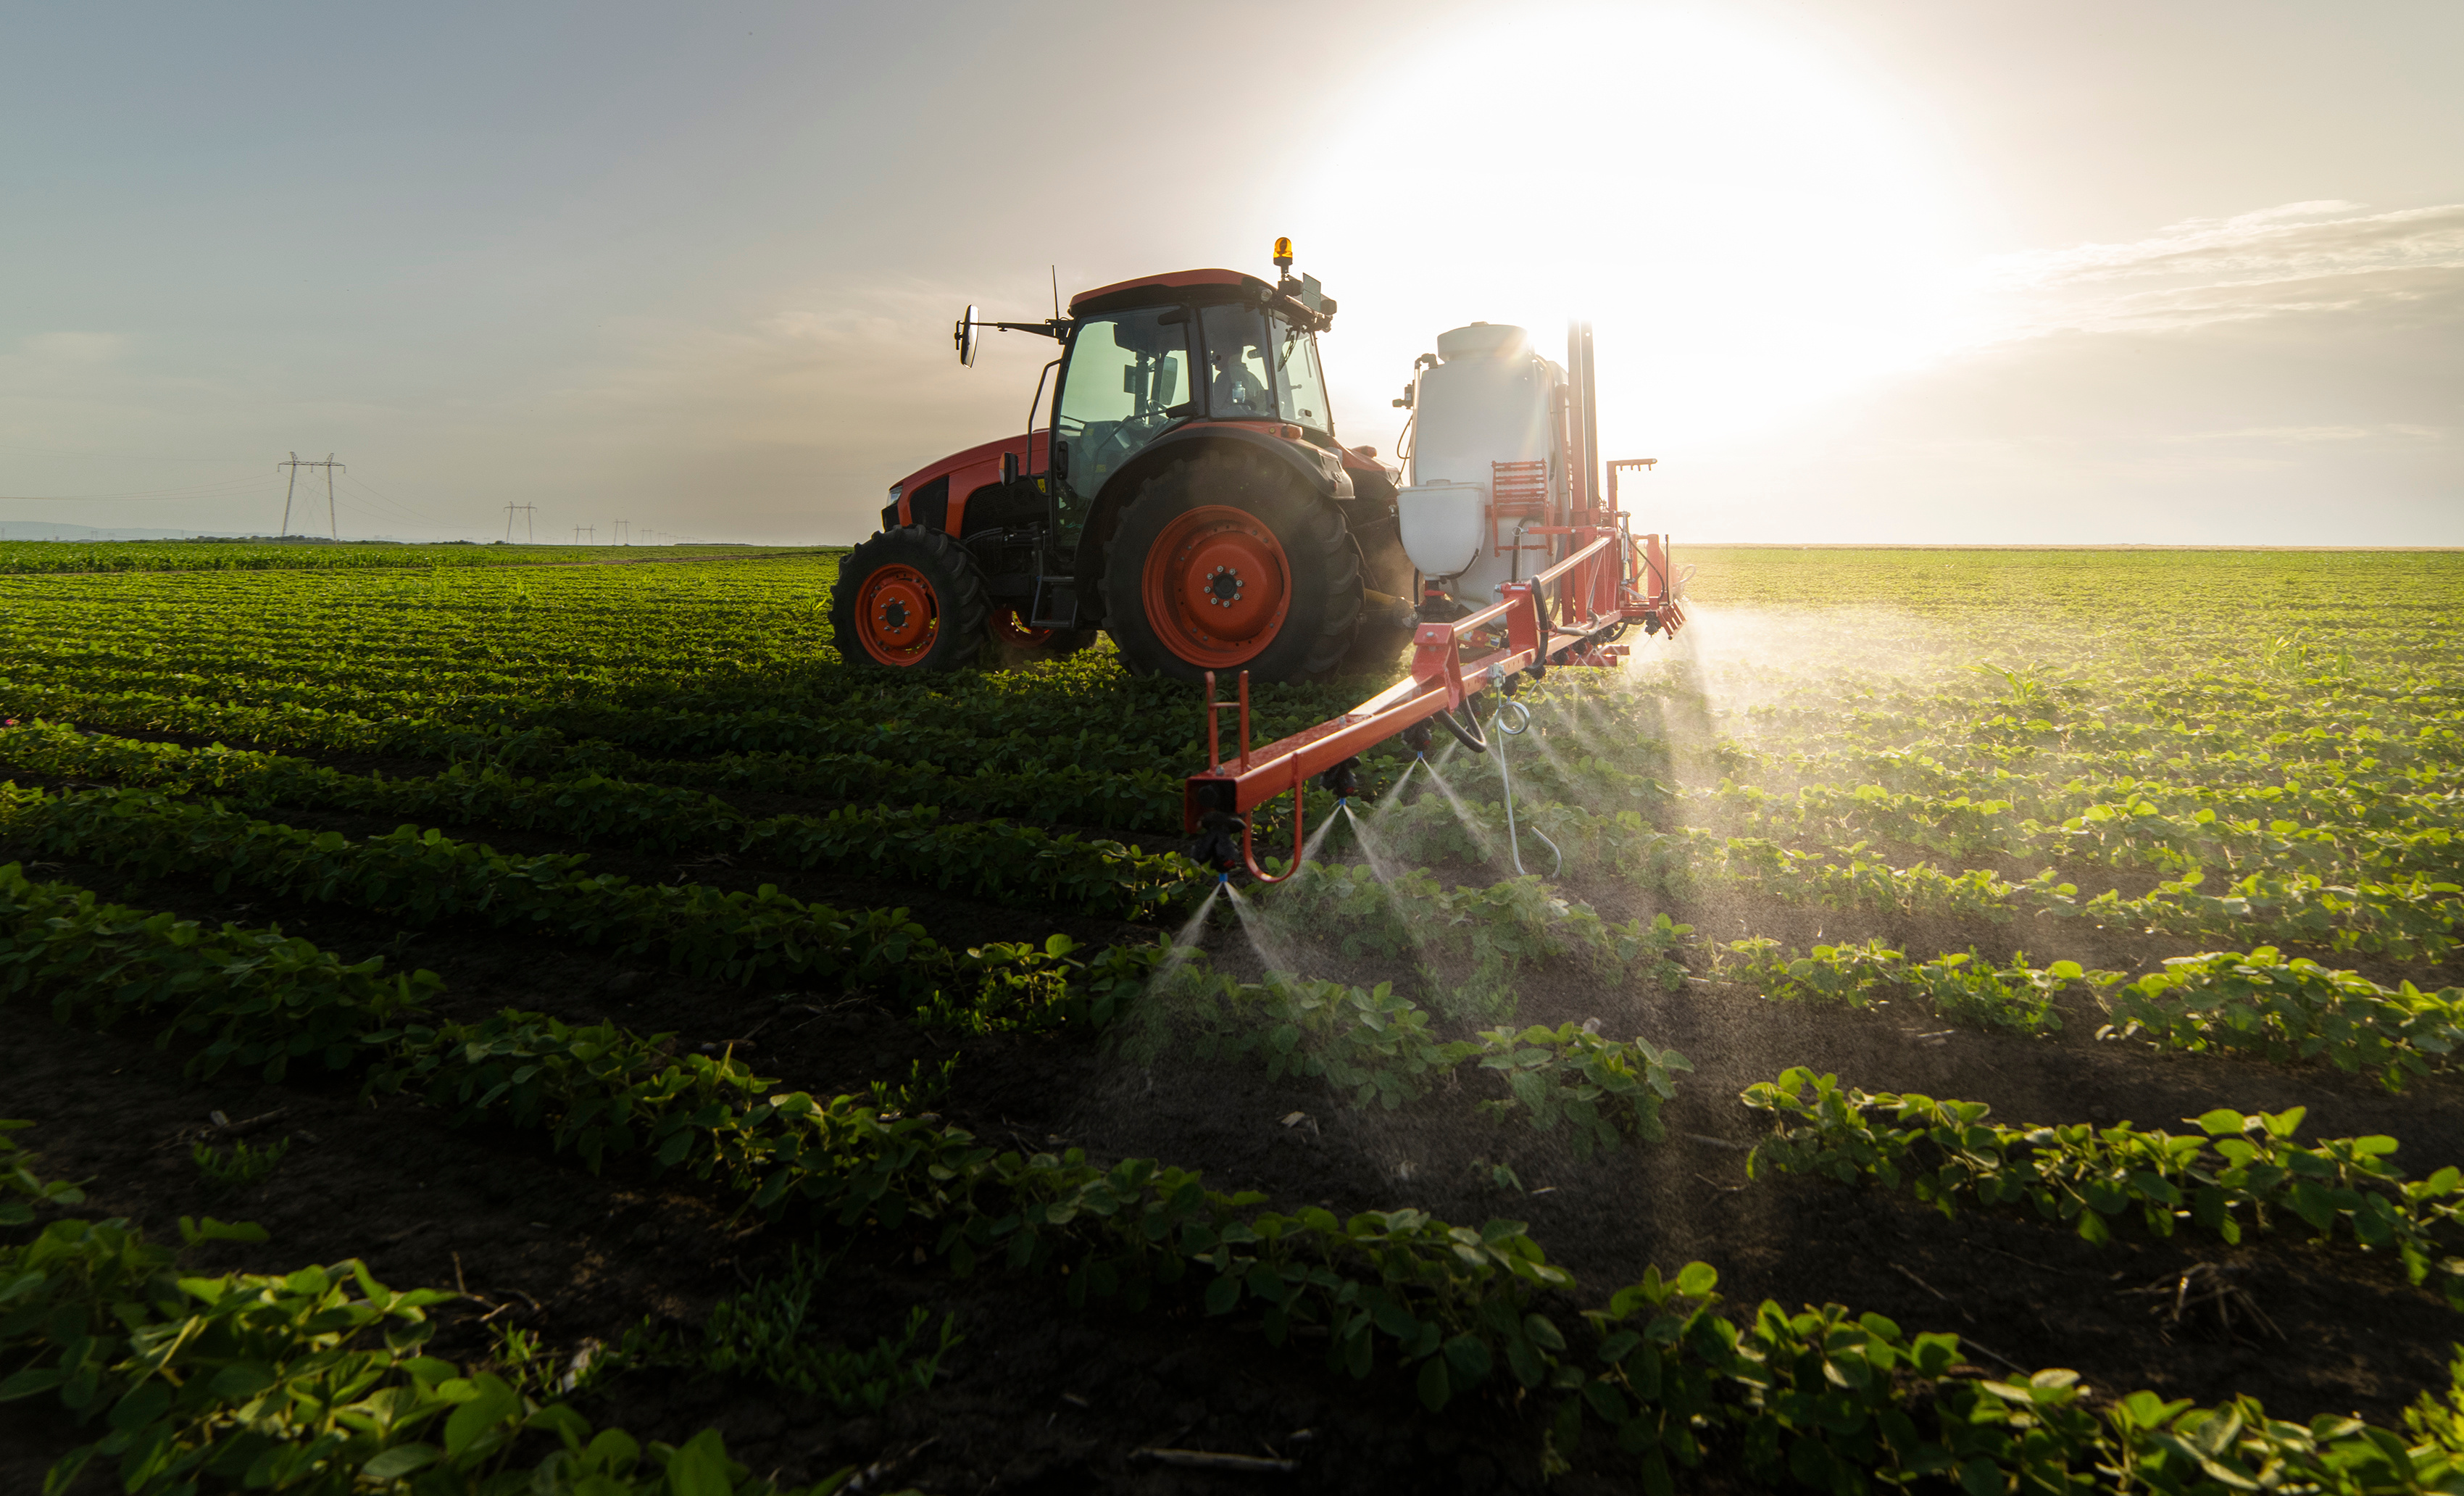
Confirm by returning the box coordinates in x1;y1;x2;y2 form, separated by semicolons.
1;1;2457;546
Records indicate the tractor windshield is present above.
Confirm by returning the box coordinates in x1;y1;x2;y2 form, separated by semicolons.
1270;313;1331;439
1054;306;1192;541
1200;305;1274;418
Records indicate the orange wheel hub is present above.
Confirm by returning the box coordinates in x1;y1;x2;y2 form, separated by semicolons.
991;607;1053;647
1141;504;1291;668
854;563;940;665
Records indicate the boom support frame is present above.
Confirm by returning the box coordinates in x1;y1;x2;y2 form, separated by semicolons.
1185;526;1686;877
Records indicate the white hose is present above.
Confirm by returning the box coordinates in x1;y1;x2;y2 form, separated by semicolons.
1490;697;1562;878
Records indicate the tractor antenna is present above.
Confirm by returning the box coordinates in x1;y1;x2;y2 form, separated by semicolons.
1050;265;1060;322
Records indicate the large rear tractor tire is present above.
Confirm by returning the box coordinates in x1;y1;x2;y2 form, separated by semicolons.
1101;446;1362;683
830;525;988;671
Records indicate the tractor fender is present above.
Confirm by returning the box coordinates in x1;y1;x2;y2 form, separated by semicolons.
1070;424;1353;623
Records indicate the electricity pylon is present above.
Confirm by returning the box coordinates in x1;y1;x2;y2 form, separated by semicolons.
277;453;344;539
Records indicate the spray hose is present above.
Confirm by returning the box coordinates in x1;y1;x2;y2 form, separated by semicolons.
1489;697;1562;879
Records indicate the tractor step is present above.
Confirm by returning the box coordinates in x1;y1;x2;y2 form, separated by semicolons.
1028;575;1079;630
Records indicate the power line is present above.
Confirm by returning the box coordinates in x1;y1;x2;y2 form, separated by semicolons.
504;503;538;543
338;471;458;533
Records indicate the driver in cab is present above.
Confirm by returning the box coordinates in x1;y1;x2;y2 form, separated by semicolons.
1209;341;1271;417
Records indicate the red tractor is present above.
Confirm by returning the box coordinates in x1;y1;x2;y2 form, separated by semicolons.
831;241;1416;682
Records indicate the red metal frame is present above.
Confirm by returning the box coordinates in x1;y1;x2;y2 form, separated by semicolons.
892;431;1049;533
1068;267;1267;317
1489;460;1550;557
1183;528;1687;842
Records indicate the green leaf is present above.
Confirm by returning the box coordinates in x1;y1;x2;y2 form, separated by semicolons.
1506;1336;1544;1387
360;1444;439;1479
1958;1457;2005;1496
1523;1313;1566;1352
1344;1326;1374;1379
442;1375;520;1457
663;1428;735;1496
208;1362;278;1400
107;1381;171;1431
1204;1273;1241;1316
1372;1300;1421;1342
177;1216;269;1245
1415;1355;1450;1412
0;1368;66;1402
1443;1333;1492;1385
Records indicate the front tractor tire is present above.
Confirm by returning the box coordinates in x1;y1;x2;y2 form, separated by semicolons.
830;525;988;671
1102;446;1362;684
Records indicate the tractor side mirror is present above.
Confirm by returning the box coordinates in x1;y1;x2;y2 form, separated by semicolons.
1002;451;1020;486
955;304;980;367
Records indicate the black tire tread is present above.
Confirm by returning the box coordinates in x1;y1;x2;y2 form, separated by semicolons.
1101;446;1363;683
829;525;989;671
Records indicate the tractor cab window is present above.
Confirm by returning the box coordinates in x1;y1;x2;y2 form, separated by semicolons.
1271;314;1331;438
1200;304;1274;419
1054;306;1191;541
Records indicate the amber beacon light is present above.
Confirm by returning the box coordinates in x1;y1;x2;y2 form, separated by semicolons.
1273;237;1294;270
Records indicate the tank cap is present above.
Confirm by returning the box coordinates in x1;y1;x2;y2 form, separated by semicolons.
1434;323;1528;361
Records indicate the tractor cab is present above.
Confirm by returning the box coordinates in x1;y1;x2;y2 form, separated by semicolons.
836;243;1410;681
1049;266;1341;553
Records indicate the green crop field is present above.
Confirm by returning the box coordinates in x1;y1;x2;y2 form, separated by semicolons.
2;544;2460;1494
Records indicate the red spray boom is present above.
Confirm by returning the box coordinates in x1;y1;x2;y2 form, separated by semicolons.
1184;515;1686;879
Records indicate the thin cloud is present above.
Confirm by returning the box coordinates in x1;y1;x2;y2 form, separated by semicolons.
1974;201;2464;339
2161;423;2449;445
17;331;127;364
1992;201;2464;284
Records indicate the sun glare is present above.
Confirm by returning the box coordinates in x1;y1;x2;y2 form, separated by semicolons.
1291;5;1969;454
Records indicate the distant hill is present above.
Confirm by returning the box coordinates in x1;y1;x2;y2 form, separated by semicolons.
0;522;451;542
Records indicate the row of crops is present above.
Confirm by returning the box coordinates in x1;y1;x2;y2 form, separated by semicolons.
3;545;2462;1492
16;862;2464;1492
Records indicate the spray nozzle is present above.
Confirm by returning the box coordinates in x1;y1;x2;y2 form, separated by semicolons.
1194;810;1246;874
1315;757;1364;801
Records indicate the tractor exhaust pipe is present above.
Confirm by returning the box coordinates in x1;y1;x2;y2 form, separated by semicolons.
1567;321;1600;513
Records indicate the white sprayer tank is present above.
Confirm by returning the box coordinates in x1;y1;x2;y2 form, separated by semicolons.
1396;323;1568;607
